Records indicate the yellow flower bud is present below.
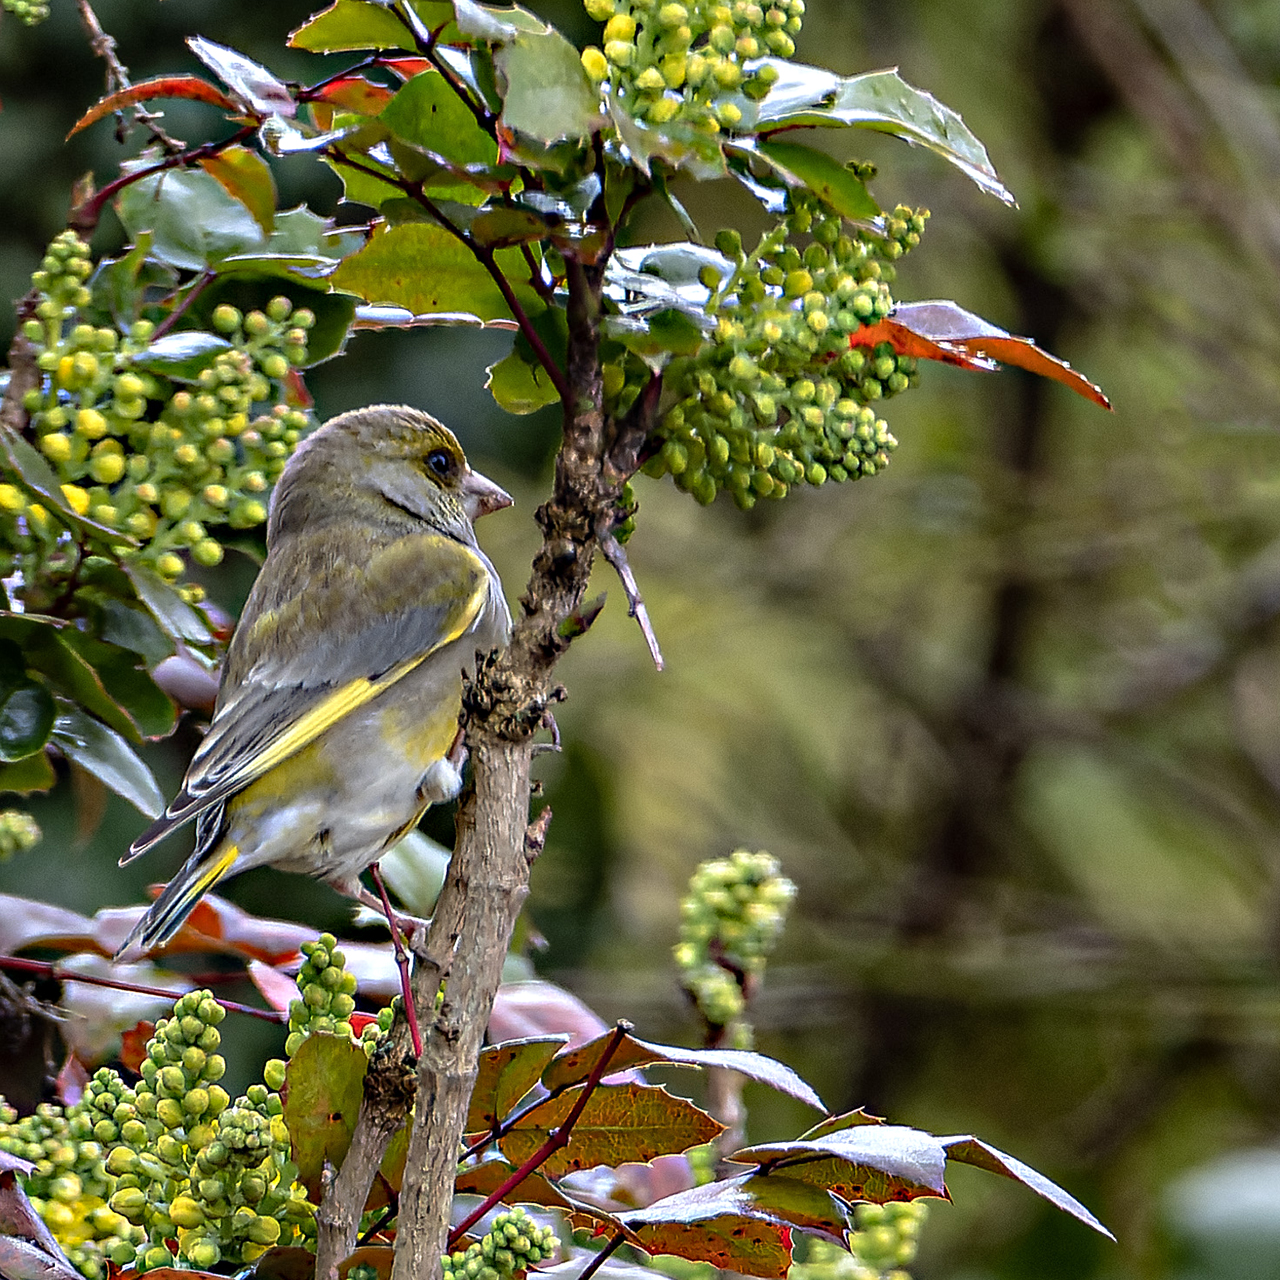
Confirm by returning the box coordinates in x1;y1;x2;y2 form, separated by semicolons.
174;443;200;466
0;484;24;513
92;503;118;525
635;66;666;92
603;13;636;41
127;509;157;538
604;39;634;65
193;539;224;567
647;96;680;123
73;409;107;442
581;46;609;80
26;503;49;531
88;451;126;485
584;0;614;17
715;101;742;126
661;53;687;86
60;484;89;515
156;552;185;579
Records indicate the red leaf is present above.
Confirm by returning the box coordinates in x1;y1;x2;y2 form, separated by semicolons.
120;1021;153;1075
382;57;433;80
308;76;396;115
67;77;236;139
852;302;1112;410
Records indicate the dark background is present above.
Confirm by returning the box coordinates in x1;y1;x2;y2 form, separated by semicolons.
6;2;1280;1277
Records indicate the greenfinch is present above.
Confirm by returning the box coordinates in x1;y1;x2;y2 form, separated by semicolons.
115;405;512;960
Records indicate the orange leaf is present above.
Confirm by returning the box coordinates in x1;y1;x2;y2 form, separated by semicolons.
855;301;1112;409
67;76;236;139
309;75;396;115
198;146;277;234
382;57;432;80
119;1021;154;1075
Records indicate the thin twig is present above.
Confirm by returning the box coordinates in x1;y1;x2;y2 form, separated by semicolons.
577;1234;625;1280
598;531;663;671
74;0;184;153
370;862;423;1058
448;1022;632;1246
0;954;287;1022
150;268;216;341
326;150;572;403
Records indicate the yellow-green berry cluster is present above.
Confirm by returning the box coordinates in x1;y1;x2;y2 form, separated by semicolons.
674;849;795;1033
2;0;50;24
0;1079;144;1280
581;0;801;132
14;233;315;602
848;1202;928;1278
0;807;40;859
106;990;311;1270
285;933;360;1056
640;197;927;509
442;1207;559;1280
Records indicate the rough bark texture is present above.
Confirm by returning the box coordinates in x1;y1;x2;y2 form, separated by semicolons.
313;255;636;1280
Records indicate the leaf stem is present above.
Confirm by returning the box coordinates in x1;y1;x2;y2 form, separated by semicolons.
0;953;287;1022
578;1233;625;1280
448;1022;631;1246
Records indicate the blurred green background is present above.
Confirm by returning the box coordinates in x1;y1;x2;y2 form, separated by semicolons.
6;0;1280;1277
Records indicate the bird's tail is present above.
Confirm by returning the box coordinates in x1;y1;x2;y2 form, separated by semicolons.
114;843;240;961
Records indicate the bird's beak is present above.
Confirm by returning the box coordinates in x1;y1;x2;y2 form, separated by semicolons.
461;468;513;521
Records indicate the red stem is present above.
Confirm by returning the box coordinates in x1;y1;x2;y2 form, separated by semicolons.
0;953;286;1022
370;861;423;1058
76;124;257;227
578;1233;625;1280
448;1022;631;1246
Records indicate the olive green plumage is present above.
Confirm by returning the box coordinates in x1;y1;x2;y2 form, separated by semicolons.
116;405;512;959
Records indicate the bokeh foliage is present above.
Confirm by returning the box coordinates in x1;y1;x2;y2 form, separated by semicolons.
3;3;1280;1280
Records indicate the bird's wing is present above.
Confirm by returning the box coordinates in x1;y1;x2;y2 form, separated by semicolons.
123;530;497;862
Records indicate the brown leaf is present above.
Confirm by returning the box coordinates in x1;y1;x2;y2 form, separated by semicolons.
540;1031;824;1112
67;76;236;139
120;1021;154;1074
283;1032;369;1199
466;1036;568;1135
622;1177;794;1279
499;1083;722;1178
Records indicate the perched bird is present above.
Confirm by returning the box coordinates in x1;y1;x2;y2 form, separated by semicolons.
116;405;512;960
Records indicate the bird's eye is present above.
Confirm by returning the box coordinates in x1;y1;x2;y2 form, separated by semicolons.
426;449;453;478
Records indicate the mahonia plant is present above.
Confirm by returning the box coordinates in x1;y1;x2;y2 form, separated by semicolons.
793;1203;930;1280
675;848;795;1039
14;231;316;604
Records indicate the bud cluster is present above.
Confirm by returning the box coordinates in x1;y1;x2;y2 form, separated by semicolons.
849;1201;928;1277
1;0;50;27
580;0;802;133
11;233;315;604
441;1207;559;1280
0;1078;144;1280
285;932;362;1056
104;990;311;1270
674;849;795;1033
0;807;41;859
640;196;927;509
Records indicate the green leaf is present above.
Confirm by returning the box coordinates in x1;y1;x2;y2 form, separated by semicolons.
51;707;164;818
115;163;268;272
268;206;361;260
283;1032;370;1200
0;616;141;743
495;28;601;145
622;1177;794;1279
0;682;55;763
940;1136;1114;1238
742;60;1014;206
606;88;727;181
451;0;550;42
199;145;278;234
188;36;297;117
466;1036;569;1134
380;69;499;168
57;632;177;740
470;206;554;249
122;563;213;648
0;751;55;795
90;235;177;329
288;0;419;52
610;306;706;360
331;222;542;322
486;350;561;414
90;598;175;667
132;331;234;381
499;1082;722;1176
745;138;879;221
